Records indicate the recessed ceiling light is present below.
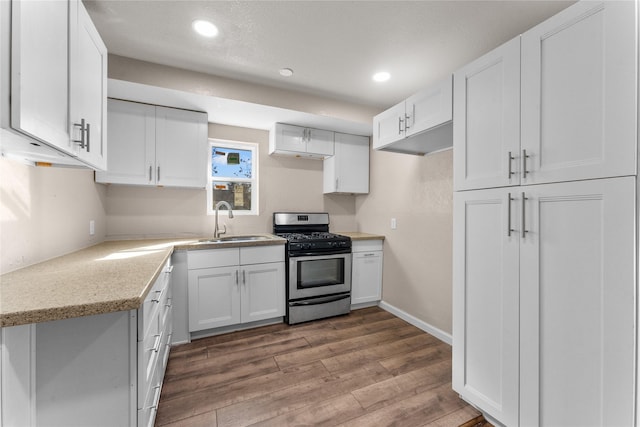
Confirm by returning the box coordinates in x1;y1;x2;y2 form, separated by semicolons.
279;68;294;77
192;19;219;38
372;71;391;82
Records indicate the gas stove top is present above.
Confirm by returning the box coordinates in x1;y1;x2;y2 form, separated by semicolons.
277;231;347;242
273;212;351;254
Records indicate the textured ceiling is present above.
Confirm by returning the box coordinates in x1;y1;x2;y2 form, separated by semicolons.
85;0;575;109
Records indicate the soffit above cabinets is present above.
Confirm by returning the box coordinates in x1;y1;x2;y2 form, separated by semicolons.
108;79;372;137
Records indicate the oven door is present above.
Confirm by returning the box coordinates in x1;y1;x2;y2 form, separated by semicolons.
288;252;352;300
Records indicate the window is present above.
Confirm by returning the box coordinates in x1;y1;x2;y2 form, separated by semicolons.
207;139;258;215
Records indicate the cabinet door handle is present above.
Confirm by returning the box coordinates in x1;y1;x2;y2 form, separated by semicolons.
73;118;86;149
157;166;160;182
242;270;246;285
235;270;239;285
149;165;152;182
363;253;376;257
507;192;514;237
521;192;528;239
85;122;90;152
522;149;530;179
335;178;339;191
507;151;515;179
398;117;404;135
405;113;411;130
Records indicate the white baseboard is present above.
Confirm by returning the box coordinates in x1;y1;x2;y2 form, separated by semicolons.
378;300;452;346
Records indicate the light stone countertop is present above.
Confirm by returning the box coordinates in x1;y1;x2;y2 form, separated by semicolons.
1;235;286;327
335;232;385;241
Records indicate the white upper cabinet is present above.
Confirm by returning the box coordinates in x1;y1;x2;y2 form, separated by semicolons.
10;0;70;150
96;99;208;188
456;1;637;192
269;123;334;159
7;0;107;170
453;38;521;191
323;133;369;194
155;106;208;188
521;1;637;185
373;76;453;156
69;1;107;170
96;99;155;185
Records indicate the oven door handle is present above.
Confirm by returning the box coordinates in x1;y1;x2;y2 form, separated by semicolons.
289;294;350;307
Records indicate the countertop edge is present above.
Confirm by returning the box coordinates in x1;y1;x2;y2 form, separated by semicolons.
1;233;372;327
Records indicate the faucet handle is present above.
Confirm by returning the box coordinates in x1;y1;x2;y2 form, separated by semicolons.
219;224;227;236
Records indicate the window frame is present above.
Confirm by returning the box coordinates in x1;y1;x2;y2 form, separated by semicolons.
206;139;259;216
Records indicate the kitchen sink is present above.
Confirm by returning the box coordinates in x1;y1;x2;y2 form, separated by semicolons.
197;235;275;244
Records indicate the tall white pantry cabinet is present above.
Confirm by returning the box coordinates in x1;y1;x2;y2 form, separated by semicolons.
452;1;638;427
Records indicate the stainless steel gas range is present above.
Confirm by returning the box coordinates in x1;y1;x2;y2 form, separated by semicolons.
273;212;352;324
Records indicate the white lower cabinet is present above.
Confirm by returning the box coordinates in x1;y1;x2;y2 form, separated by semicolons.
0;260;173;427
350;240;383;306
453;176;636;426
188;246;285;332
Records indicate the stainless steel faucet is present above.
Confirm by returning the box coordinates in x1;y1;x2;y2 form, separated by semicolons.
214;201;234;238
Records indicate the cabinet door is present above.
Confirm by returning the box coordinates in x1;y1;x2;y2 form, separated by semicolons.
69;1;107;170
406;76;452;137
521;1;637;185
188;266;240;331
452;187;519;427
270;123;306;153
306;128;334;157
155;106;208;188
453;37;521;191
241;262;285;323
372;102;405;150
351;251;382;305
323;133;369;194
519;177;635;426
10;0;70;151
95;99;155;185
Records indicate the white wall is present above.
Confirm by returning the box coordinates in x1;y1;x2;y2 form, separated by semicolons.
0;157;107;274
104;123;357;240
355;148;453;333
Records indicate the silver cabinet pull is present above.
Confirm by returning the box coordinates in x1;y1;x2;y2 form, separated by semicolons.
157;166;160;182
521;192;528;238
405;113;411;130
149;165;152;182
507;192;514;237
235;270;239;285
522;149;530;178
398;117;404;135
242;270;246;285
335;178;339;191
85;122;90;152
73;118;86;149
508;151;515;179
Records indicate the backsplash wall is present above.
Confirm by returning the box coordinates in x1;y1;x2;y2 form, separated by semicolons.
104;123;358;240
0;157;107;274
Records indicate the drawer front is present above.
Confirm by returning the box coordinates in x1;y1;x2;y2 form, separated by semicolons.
137;365;162;427
138;259;171;338
188;248;239;269
138;314;161;405
352;240;383;253
240;245;285;265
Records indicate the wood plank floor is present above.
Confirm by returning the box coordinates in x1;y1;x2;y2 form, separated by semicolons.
156;307;491;427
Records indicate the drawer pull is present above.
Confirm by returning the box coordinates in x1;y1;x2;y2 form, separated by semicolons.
151;287;165;303
147;385;162;410
148;332;163;353
165;265;174;273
